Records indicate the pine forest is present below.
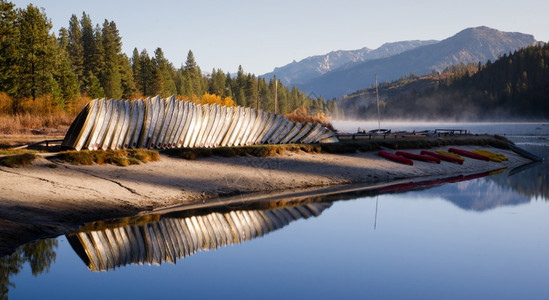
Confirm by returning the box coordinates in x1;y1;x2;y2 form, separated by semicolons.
0;1;338;133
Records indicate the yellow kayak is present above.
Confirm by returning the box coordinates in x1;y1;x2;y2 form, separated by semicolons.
435;150;463;160
473;149;508;162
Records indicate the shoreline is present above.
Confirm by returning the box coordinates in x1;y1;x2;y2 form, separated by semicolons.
0;142;534;255
1;144;532;214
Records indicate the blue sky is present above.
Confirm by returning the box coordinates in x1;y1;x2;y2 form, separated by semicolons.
10;0;549;75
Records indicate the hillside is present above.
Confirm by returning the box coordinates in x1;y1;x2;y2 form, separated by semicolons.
338;43;549;121
261;40;437;86
296;27;536;99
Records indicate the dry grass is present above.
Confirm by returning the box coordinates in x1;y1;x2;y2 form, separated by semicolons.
0;112;74;135
57;149;159;166
0;93;90;135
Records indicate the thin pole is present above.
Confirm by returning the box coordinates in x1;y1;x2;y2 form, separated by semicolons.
375;74;381;130
274;80;278;114
256;77;260;110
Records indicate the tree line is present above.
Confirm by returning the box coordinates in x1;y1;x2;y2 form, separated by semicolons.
341;43;549;120
0;1;340;119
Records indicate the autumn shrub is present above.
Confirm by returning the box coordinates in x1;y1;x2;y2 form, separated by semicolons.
285;106;335;131
0;93;14;114
181;93;236;107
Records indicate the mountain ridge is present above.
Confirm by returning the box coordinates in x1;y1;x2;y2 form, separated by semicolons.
261;40;438;86
264;26;536;99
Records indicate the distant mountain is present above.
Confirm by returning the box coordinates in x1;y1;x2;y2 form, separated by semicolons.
421;177;531;212
277;27;536;99
261;40;438;87
338;42;549;121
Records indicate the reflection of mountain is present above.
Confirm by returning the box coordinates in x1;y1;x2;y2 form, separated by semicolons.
446;179;530;211
397;169;540;211
67;202;331;271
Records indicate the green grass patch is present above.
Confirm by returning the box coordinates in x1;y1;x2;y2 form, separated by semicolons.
57;149;159;166
0;153;37;167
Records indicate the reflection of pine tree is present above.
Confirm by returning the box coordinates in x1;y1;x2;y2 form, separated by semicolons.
0;239;58;298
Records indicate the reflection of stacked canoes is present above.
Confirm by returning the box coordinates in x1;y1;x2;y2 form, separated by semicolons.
62;96;338;150
66;203;331;271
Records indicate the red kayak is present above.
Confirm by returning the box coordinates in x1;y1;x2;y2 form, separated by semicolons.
395;151;440;164
421;150;464;165
378;150;413;165
448;148;490;161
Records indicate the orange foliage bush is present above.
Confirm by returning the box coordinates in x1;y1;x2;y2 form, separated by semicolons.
285;106;335;131
0;93;14;114
182;93;235;107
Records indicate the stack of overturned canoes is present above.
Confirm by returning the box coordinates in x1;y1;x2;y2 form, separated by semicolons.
61;96;338;151
66;202;331;271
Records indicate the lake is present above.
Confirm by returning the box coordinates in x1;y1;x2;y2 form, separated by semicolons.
3;122;548;299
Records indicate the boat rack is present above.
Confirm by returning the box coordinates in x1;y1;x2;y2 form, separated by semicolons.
336;132;426;140
434;129;469;136
11;139;64;151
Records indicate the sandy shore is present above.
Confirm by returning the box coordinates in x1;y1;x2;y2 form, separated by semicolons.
1;145;531;213
0;145;532;255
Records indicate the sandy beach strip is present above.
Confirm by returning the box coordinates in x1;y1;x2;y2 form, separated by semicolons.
0;145;531;216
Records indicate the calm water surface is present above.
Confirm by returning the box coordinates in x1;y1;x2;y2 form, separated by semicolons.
4;122;549;299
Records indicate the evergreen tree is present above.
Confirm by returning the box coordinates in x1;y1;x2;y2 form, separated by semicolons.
0;0;19;96
15;4;58;100
80;12;95;84
149;65;163;96
119;53;135;98
154;47;176;96
99;19;122;98
101;62;122;99
91;23;105;80
130;47;141;94
86;72;104;98
137;49;153;96
67;14;84;88
181;70;193;98
183;50;203;96
57;27;68;51
245;74;259;109
55;27;79;111
258;78;272;111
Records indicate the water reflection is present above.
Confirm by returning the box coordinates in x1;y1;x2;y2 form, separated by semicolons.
64;164;546;272
1;161;547;298
66;202;332;271
0;239;57;297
